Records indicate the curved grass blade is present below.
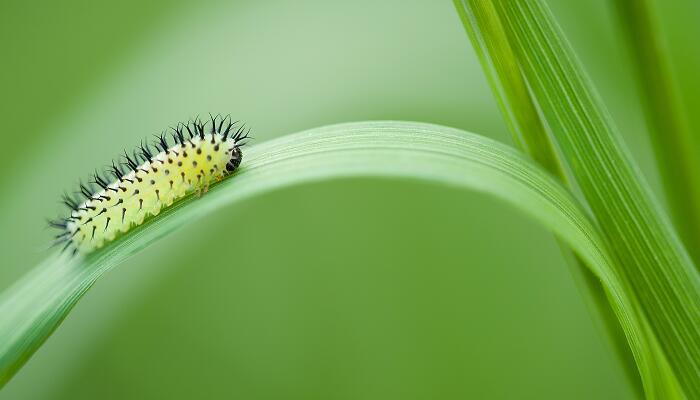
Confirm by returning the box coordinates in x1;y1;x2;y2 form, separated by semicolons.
0;121;656;391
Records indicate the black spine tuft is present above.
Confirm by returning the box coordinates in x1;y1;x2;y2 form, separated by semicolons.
61;193;78;209
169;129;179;145
140;140;153;160
222;119;238;141
48;218;68;230
233;124;245;141
111;161;124;181
175;125;185;144
185;121;195;139
235;126;252;147
79;182;93;199
233;124;252;142
133;149;144;164
196;119;205;140
217;115;227;134
158;132;169;152
123;150;139;170
92;170;109;190
209;113;218;134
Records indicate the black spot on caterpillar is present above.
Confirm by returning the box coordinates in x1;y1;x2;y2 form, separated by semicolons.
49;115;252;255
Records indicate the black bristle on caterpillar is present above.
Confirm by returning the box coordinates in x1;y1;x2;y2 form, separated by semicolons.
184;121;195;139
48;218;68;230
78;182;93;200
155;133;169;152
110;161;123;181
209;113;218;135
197;120;205;140
232;124;253;146
172;125;186;145
134;150;147;170
217;115;225;133
50;115;250;255
139;140;154;160
61;193;79;209
123;150;139;170
92;171;109;191
222;119;236;141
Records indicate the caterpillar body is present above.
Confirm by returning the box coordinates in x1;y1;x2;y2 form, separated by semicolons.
49;115;251;256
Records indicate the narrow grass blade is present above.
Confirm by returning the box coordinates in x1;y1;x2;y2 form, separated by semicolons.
469;0;700;396
453;2;643;395
612;0;700;267
453;2;643;396
0;121;656;392
452;0;563;178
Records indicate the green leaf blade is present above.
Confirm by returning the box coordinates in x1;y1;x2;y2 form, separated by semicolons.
0;121;655;392
612;0;700;266
452;0;564;178
462;0;700;396
453;2;644;396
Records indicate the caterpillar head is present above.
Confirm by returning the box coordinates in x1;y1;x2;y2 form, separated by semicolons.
227;146;242;172
227;124;251;173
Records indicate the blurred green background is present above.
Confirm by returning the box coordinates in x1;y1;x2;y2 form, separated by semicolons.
1;0;698;398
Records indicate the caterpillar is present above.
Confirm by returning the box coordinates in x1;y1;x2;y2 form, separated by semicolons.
49;115;251;256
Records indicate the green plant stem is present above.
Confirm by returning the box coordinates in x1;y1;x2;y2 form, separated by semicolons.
612;0;700;268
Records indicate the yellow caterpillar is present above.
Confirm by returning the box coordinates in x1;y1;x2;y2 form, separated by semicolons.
50;115;250;255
